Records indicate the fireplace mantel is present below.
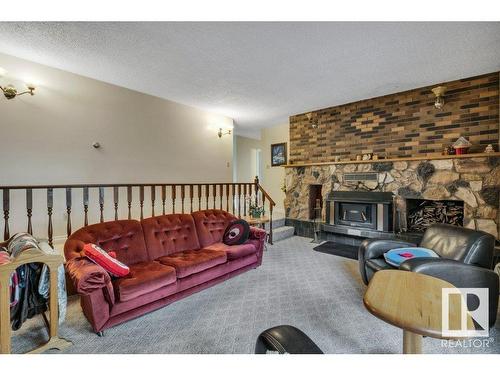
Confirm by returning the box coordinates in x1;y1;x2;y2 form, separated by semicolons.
283;152;500;168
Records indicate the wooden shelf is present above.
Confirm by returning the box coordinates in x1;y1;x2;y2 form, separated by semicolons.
282;152;500;168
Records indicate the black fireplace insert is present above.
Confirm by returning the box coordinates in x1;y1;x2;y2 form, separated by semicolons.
325;191;393;232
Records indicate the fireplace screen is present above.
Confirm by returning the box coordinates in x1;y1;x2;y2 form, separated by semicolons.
339;202;372;225
406;199;464;232
335;201;377;229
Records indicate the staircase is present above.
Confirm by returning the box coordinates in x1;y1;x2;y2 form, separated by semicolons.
266;215;295;242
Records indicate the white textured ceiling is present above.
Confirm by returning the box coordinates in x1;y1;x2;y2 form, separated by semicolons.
0;22;499;131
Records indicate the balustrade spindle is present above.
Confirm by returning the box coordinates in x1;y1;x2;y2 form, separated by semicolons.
225;184;230;212
268;204;274;244
127;186;132;219
189;185;194;213
113;187;119;220
3;189;9;240
99;187;105;223
181;185;185;214
139;186;144;220
237;184;241;218
205;184;209;209
83;187;89;226
161;185;166;215
66;188;72;237
230;184;235;215
198;185;202;211
151;186;156;217
243;184;248;216
26;189;33;235
171;185;176;214
212;184;216;209
47;188;53;247
219;184;223;210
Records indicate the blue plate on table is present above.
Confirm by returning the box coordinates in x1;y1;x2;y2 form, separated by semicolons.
384;247;439;267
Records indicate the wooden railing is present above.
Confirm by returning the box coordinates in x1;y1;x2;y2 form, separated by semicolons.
1;177;276;246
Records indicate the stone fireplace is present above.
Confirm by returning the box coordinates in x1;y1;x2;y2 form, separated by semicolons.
284;156;500;239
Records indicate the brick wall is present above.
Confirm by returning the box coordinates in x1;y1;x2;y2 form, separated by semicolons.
289;72;499;164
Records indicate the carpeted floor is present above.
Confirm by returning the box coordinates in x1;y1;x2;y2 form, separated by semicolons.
12;236;500;354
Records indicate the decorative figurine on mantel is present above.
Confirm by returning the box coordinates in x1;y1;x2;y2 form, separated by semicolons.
443;144;455;156
484;144;495;153
453;136;472;155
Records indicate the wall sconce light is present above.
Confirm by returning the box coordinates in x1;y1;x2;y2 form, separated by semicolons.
217;128;232;138
0;68;36;100
431;86;447;109
306;112;318;128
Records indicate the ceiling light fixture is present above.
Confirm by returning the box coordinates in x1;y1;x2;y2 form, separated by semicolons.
0;68;36;100
217;128;232;138
431;86;447;109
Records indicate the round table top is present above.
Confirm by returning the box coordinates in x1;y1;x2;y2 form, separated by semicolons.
363;270;474;339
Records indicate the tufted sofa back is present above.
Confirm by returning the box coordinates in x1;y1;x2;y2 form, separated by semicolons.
64;220;149;265
64;210;239;265
192;209;237;247
141;214;201;258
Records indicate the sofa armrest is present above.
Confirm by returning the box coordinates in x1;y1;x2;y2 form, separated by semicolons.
400;258;499;327
66;257;115;305
249;226;267;241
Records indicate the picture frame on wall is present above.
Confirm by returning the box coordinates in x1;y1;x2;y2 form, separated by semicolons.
271;142;287;167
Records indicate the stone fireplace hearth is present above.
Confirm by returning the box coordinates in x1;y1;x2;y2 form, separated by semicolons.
284;156;500;239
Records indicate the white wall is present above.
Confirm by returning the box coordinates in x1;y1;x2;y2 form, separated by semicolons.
235;123;289;216
0;52;234;245
234;135;261;183
261;124;289;216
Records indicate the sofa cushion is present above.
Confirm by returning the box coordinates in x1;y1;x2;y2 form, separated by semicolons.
113;261;177;302
204;242;257;260
64;220;149;265
192;210;238;247
157;249;227;278
141;214;201;259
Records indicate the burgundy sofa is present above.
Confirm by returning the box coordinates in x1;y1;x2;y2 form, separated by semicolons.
64;209;266;333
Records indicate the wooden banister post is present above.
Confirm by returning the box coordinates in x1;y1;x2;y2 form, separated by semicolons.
254;176;259;206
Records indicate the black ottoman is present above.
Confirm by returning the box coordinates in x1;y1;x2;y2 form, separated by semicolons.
255;325;323;354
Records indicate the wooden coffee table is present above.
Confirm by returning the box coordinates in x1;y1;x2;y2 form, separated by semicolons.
363;270;474;354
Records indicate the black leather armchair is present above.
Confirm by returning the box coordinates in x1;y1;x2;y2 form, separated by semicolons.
359;223;496;285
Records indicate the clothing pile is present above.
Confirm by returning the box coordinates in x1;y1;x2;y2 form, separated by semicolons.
0;233;67;331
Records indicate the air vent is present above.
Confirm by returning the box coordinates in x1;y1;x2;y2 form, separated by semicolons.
344;172;378;182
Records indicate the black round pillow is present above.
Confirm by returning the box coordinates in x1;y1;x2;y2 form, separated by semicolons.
223;219;250;245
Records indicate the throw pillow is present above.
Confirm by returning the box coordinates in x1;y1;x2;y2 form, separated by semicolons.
83;243;130;277
223;220;250;245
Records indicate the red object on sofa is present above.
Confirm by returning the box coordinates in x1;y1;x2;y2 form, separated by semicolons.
64;210;266;333
83;243;130;277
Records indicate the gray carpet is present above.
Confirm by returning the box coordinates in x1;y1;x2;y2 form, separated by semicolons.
12;236;500;354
